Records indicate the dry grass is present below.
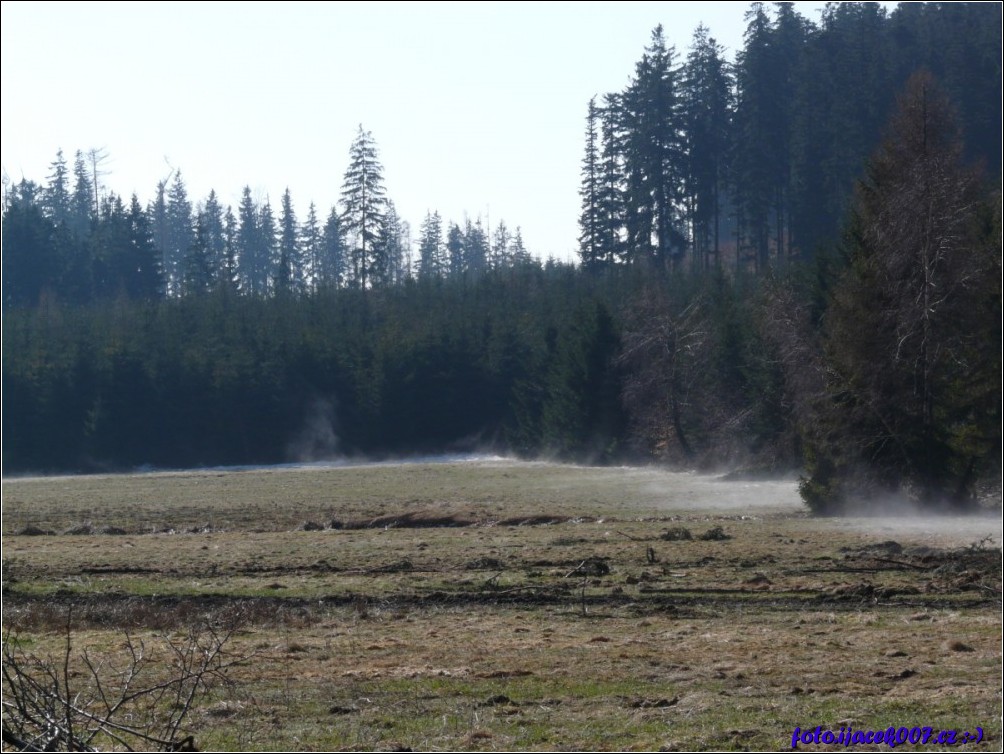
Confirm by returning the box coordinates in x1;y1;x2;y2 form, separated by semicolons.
2;460;1000;751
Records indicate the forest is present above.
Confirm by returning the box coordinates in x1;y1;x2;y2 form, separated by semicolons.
2;2;1001;513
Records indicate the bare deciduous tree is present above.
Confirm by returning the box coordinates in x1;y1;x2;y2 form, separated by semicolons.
802;70;1000;512
620;284;710;460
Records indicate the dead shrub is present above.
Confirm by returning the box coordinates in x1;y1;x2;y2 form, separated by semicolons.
661;526;693;541
698;526;730;541
1;609;252;752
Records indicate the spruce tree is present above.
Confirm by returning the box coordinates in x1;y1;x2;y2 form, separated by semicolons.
89;194;128;299
235;188;277;296
578;96;605;271
417;210;444;280
222;205;240;293
236;187;261;295
182;210;214;296
202;190;227;287
683;24;733;270
149;180;169;282
492;220;511;270
2;180;60;307
446;222;464;278
319;207;345;289
733;3;775;270
621;25;687;266
733;3;810;269
126;194;163;299
258;198;277;293
597;94;626;266
463;218;488;276
164;172;194;296
277;188;300;296
44;149;72;227
374;200;408;287
301;202;322;293
340;125;387;289
70;150;93;238
510;227;530;266
789;2;888;259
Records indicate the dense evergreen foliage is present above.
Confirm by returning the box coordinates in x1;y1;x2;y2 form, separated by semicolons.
2;265;802;474
577;1;1001;271
3;3;1000;513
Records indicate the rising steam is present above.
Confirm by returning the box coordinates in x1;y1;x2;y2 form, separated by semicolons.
287;397;340;462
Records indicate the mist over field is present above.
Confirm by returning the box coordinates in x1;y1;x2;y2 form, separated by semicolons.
8;454;997;549
189;455;1004;549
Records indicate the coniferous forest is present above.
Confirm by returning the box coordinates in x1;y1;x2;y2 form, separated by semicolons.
3;3;1001;513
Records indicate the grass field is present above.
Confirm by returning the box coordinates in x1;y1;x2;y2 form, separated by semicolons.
2;458;1000;751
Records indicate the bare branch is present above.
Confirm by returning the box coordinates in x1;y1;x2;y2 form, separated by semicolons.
2;610;254;752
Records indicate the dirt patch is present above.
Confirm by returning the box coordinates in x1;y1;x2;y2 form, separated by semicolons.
497;514;572;526
337;508;478;529
15;525;54;536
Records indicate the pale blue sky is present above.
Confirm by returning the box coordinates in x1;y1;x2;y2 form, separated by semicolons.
2;1;853;262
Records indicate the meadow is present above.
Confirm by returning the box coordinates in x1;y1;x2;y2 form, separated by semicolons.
2;459;1000;751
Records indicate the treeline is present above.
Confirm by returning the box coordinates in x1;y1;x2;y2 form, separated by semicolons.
2;127;533;309
578;1;1001;271
4;4;998;307
1;266;618;471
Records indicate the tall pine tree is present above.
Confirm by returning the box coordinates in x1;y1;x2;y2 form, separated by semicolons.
276;188;300;296
319;207;345;289
683;24;733;270
621;26;687;267
43;149;72;228
417;210;444;280
340;125;387;289
578;96;605;272
301;202;322;293
164;172;194;296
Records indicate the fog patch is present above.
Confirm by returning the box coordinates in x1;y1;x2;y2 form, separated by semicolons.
287;398;340;463
368;452;512;467
815;491;1002;547
833;512;1001;548
639;471;804;514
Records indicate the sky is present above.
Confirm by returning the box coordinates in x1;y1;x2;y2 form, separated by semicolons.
2;1;854;263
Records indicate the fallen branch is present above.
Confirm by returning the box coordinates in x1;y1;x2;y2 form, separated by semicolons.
615;530;644;542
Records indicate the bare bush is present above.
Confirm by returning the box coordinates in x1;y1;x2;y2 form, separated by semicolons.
1;609;251;752
660;526;693;541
